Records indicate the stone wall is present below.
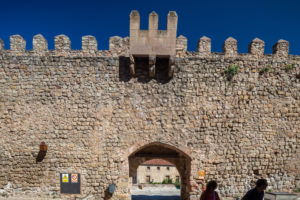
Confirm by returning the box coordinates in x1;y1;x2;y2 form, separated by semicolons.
0;34;299;199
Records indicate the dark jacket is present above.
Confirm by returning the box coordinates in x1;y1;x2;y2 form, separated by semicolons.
241;188;264;200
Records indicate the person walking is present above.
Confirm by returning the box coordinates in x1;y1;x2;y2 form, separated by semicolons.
241;179;268;200
200;180;221;200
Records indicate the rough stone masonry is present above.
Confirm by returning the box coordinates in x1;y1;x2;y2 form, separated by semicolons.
0;10;299;200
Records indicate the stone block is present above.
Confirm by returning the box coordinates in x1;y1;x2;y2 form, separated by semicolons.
33;34;48;54
55;34;71;52
223;37;237;57
273;39;289;59
82;35;98;53
10;35;26;52
248;38;264;57
197;36;211;57
176;35;187;56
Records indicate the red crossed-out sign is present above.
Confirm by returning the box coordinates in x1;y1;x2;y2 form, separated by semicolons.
71;174;78;183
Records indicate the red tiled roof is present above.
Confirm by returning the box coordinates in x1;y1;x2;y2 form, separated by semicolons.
141;159;174;166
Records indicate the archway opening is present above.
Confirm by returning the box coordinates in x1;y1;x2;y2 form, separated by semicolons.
129;142;191;200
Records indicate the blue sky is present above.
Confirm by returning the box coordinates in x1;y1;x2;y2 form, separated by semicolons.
0;0;299;54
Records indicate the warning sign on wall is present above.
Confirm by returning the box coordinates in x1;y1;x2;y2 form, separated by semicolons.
62;174;69;183
71;174;78;183
60;173;80;194
198;170;205;179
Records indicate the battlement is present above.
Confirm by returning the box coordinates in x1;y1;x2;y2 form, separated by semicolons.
0;35;297;60
0;11;299;65
1;32;299;79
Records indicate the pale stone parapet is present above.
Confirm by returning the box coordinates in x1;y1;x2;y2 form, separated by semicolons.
10;35;26;52
273;39;289;59
167;11;178;38
149;11;158;38
197;36;211;57
223;37;237;57
0;39;4;50
176;35;187;57
33;34;48;54
55;34;71;53
130;10;177;57
248;38;264;56
82;35;97;54
130;10;140;38
129;10;178;78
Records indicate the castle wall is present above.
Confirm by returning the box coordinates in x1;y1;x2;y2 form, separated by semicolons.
0;35;299;199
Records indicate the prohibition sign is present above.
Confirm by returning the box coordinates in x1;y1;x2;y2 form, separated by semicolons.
71;174;78;183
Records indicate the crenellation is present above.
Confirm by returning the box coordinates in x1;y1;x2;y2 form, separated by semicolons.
82;35;98;55
10;34;26;53
33;34;48;55
149;11;158;32
197;36;211;58
273;39;289;59
129;10;140;38
167;11;178;37
0;34;296;59
248;38;264;57
176;35;187;57
223;37;237;57
109;36;129;56
0;39;4;50
54;34;71;55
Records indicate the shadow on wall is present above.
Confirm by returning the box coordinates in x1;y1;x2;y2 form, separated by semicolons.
119;56;172;84
104;187;112;200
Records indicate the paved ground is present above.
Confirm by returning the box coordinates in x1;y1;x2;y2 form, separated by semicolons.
132;195;180;200
131;185;180;200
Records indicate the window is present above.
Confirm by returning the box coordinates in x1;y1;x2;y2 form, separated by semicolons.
166;176;170;181
157;166;160;170
176;176;180;182
167;166;170;170
146;176;151;183
147;166;150;170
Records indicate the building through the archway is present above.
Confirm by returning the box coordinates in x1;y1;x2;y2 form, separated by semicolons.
136;158;180;184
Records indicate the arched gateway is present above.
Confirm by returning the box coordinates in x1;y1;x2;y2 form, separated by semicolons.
128;142;191;200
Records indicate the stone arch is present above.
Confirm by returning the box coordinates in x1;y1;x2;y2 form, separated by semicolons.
128;142;191;200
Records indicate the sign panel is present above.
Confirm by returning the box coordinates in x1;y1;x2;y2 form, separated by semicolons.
198;170;205;179
71;174;78;183
60;173;80;194
62;174;69;183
